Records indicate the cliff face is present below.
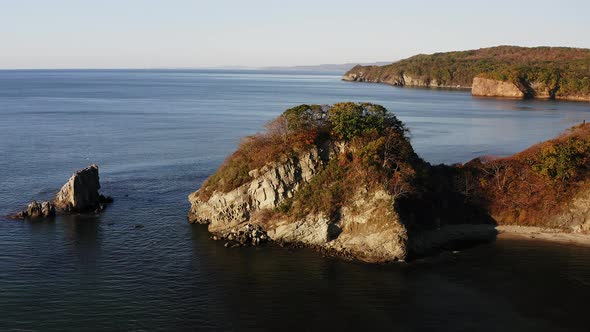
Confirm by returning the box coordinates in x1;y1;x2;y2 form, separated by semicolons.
188;145;498;263
471;77;524;98
188;146;329;233
188;145;413;262
343;46;590;101
188;103;500;263
343;68;467;89
551;188;590;232
188;103;590;263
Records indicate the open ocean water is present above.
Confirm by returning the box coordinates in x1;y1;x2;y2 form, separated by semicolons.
1;69;590;331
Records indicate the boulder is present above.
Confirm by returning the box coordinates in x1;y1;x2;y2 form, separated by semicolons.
8;200;56;220
26;201;56;218
219;223;269;247
54;164;111;212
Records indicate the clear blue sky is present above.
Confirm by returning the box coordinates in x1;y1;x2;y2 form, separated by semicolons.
1;0;589;69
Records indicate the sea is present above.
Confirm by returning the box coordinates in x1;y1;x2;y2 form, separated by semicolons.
1;69;590;331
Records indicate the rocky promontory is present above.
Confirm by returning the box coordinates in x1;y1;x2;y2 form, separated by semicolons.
9;164;112;220
189;103;590;263
188;103;498;262
343;46;590;101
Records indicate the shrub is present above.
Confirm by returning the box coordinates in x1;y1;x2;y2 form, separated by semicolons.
345;46;590;96
198;102;414;202
533;138;590;180
327;102;407;141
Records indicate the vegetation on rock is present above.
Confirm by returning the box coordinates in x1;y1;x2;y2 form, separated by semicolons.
198;103;417;205
345;46;590;99
198;102;590;235
457;123;590;226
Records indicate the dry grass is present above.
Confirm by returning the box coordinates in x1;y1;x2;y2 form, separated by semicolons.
461;123;590;226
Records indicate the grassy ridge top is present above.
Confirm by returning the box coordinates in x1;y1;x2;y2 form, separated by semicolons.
346;46;590;97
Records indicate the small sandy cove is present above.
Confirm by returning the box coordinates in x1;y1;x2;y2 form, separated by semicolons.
497;225;590;246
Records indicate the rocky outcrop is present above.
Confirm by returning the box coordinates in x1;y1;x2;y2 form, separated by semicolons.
342;46;590;101
551;188;590;232
188;146;329;232
343;69;466;89
323;189;409;262
9;201;56;220
8;164;112;220
188;146;493;263
215;223;270;247
54;164;108;212
471;77;524;98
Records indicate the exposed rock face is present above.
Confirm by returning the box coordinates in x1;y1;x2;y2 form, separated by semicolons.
551;188;590;232
27;201;56;218
343;70;466;89
54;164;111;212
188;146;492;263
188;146;329;232
342;46;590;102
471;77;524;98
9;201;56;220
324;189;408;262
345;70;572;101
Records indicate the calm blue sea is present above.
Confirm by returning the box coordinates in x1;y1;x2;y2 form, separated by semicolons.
1;69;590;331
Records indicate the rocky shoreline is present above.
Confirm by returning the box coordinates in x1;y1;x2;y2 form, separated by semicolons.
342;46;590;102
205;223;590;263
343;73;590;102
188;103;590;264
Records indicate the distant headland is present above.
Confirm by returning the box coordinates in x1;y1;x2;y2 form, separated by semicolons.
343;46;590;101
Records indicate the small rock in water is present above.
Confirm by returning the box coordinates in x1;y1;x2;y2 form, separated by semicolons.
220;223;270;247
9;200;56;220
9;164;113;220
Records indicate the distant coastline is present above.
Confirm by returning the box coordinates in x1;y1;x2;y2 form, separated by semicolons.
343;46;590;102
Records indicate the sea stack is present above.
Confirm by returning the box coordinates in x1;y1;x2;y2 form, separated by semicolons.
54;164;111;212
8;164;112;220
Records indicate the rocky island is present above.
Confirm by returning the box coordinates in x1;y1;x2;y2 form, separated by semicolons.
343;46;590;101
10;164;112;219
188;103;590;262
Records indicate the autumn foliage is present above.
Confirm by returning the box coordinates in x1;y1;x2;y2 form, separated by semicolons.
458;123;590;226
197;103;419;212
198;102;590;229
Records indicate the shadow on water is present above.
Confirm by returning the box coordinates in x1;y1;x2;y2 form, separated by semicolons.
60;214;103;265
395;164;498;260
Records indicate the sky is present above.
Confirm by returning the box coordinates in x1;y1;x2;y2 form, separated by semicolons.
1;0;589;69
